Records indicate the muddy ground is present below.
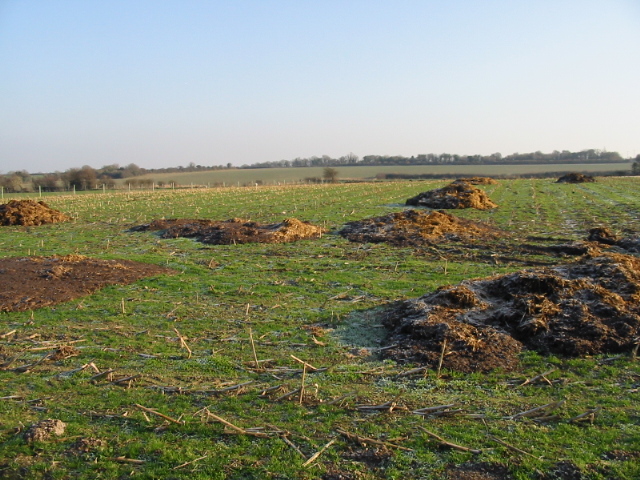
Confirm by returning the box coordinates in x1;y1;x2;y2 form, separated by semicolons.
0;255;174;312
406;182;498;210
556;173;596;183
131;217;327;244
380;252;640;372
0;200;69;226
338;209;501;247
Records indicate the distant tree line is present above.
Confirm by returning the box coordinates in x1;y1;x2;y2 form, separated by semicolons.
241;149;626;169
0;150;635;193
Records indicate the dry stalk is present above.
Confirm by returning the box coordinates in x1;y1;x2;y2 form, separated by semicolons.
413;403;457;414
173;455;208;470
299;364;307;405
325;391;356;406
302;438;336;467
337;428;413;452
135;404;184;425
418;426;482;454
249;328;260;370
89;368;115;383
173;328;192;359
205;410;269;438
0;330;16;339
511;400;565;420
290;354;318;371
487;434;541;459
108;456;145;464
274;387;302;402
518;368;557;387
568;407;602;424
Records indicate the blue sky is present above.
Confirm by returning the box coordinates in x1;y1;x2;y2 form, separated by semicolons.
1;1;639;173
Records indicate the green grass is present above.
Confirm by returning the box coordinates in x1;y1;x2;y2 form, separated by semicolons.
1;178;639;479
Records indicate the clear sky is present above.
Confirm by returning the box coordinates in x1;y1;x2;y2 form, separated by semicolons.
1;1;639;173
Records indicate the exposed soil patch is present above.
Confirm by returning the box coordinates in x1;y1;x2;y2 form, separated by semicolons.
0;200;69;226
338;209;501;247
380;253;640;372
454;177;499;185
131;217;327;244
23;419;66;443
445;462;514;480
406;182;498;210
556;173;595;183
0;255;175;312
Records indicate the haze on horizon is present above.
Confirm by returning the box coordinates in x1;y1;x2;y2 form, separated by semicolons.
1;1;639;174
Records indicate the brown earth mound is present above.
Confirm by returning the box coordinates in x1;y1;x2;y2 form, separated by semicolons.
0;200;69;226
0;255;175;312
556;173;595;183
588;227;640;253
338;209;500;247
131;217;327;244
381;253;640;372
454;177;498;185
406;182;498;210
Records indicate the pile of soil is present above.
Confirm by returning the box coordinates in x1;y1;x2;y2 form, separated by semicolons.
556;173;595;183
131;217;326;245
0;255;175;312
338;209;500;247
454;177;498;185
380;253;640;372
23;419;66;443
0;200;69;226
406;182;498;210
588;227;640;253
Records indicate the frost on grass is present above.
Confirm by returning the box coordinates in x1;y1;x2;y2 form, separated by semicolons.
380;253;640;372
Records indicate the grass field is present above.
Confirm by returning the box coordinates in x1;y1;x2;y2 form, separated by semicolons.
116;163;633;187
1;178;639;479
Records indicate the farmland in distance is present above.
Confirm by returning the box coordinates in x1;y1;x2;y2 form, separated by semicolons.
117;162;632;187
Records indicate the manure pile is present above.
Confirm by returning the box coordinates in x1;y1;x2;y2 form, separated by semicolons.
381;253;640;372
132;217;326;244
338;209;500;247
0;255;175;312
454;176;498;185
405;181;498;210
588;227;640;253
0;200;69;226
556;173;596;183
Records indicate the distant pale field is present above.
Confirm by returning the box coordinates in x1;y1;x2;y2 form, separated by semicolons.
118;163;632;187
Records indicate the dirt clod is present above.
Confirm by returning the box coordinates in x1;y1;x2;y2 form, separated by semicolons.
132;217;326;244
0;255;175;312
0;200;69;226
339;209;500;247
381;253;640;371
406;182;498;210
556;173;595;183
23;419;66;443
